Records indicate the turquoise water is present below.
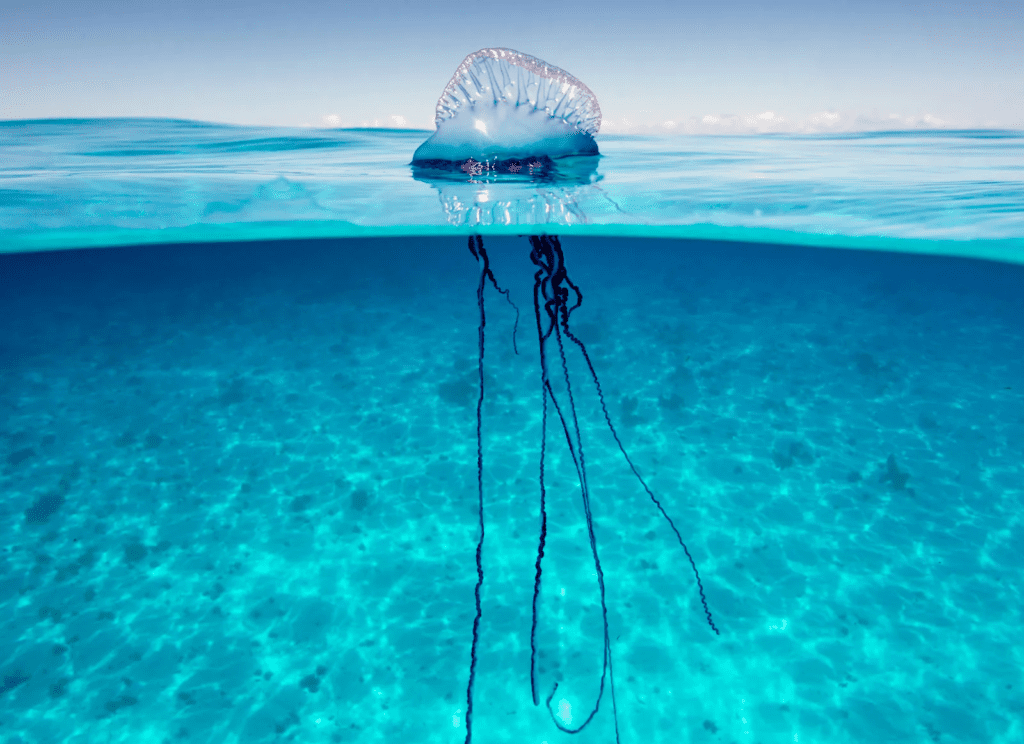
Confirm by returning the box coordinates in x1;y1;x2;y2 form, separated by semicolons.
1;120;1023;744
2;120;1023;259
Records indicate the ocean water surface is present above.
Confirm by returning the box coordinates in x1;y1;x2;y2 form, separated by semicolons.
1;119;1023;744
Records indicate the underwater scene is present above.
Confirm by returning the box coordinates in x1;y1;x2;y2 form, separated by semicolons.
2;48;1024;744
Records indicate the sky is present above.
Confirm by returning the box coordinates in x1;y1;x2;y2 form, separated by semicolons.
2;0;1022;133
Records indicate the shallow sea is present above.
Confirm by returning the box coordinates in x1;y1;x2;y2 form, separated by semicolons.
1;120;1023;744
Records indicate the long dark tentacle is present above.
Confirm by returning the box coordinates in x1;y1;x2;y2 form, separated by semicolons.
464;234;489;744
529;320;591;707
528;241;553;707
529;235;621;742
549;234;719;635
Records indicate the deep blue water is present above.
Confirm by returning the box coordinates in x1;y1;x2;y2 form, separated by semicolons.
1;120;1023;744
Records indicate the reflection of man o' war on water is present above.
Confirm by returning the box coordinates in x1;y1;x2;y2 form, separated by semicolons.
418;50;720;744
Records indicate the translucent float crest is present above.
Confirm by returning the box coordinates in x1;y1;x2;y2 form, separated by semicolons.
434;48;601;135
412;48;602;167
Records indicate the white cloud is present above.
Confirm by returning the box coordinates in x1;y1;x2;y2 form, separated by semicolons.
811;111;841;126
842;112;954;130
596;108;970;135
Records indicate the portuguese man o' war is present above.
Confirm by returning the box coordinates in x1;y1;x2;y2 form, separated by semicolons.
416;50;720;744
412;48;601;171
